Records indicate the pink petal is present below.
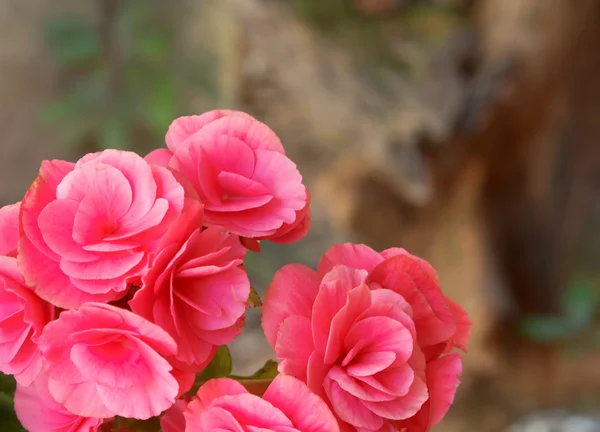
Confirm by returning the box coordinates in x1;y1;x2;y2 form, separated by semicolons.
189;114;284;153
311;266;369;359
362;377;429;420
60;251;145;281
161;399;188;432
327;365;399;403
204;134;257;178
95;339;178;419
424;353;462;426
318;243;384;276
344;317;414;363
264;375;340;432
166;110;257;153
324;377;384;430
191;378;248;413
274;316;314;380
48;379;115;418
20;159;75;260
250;149;306;211
346;351;397;377
323;283;371;364
18;235;120;308
354;364;415;398
265;194;311;244
66;163;133;244
0;202;20;256
15;371;105;432
445;299;471;353
174;268;249;330
107;199;169;240
38;199;99;262
83;150;157;226
262;264;321;349
305;352;332;401
367;254;456;348
146;148;174;166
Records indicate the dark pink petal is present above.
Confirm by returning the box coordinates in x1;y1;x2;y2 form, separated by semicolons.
262;264;321;349
264;375;340;432
318;244;384;276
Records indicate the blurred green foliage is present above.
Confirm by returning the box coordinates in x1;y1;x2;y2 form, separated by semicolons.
520;280;600;350
291;0;467;74
42;0;218;152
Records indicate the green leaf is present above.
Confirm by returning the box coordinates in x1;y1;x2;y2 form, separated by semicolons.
45;18;101;66
248;287;263;308
229;360;279;396
519;316;571;343
0;374;24;432
231;359;279;381
564;280;598;328
196;345;232;382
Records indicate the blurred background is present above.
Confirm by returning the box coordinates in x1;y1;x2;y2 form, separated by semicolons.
1;0;599;430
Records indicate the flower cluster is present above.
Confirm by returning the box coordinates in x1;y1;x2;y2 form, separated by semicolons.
0;109;470;432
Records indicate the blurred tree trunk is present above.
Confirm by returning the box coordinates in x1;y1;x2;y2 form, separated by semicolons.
477;0;600;320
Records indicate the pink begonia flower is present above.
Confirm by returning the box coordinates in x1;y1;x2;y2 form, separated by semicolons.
241;189;312;252
18;150;185;309
14;371;105;432
0;255;54;385
130;199;250;372
262;244;471;432
184;375;340;432
161;398;189;432
38;303;180;420
147;110;309;240
0;201;20;257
